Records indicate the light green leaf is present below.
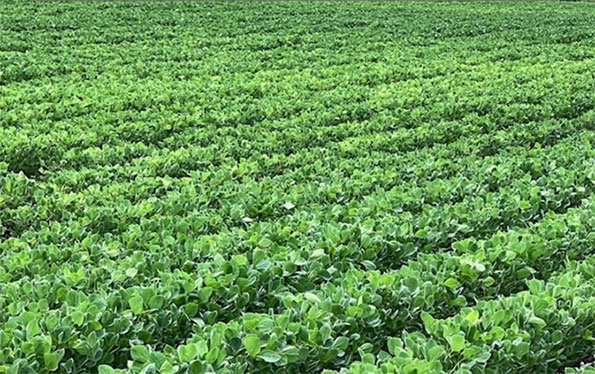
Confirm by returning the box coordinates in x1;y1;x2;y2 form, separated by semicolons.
243;335;261;357
26;319;42;340
257;238;273;248
126;268;138;278
98;365;115;374
387;337;403;355
529;316;546;328
131;345;150;363
304;292;321;304
44;349;64;371
448;335;466;353
444;278;459;289
129;295;144;314
177;344;199;362
71;311;84;326
159;361;175;374
421;312;435;332
198;287;213;303
465;310;480;324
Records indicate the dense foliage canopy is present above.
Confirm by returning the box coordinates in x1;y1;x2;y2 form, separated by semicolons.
1;1;594;374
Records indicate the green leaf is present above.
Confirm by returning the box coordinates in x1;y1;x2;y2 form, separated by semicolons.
448;335;466;353
98;365;115;374
281;345;300;363
303;292;321;304
282;201;295;210
257;238;273;248
148;295;165;309
399;222;411;237
387;337;403;355
258;350;281;363
516;267;533;279
528;316;546;328
512;341;530;356
44;349;64;371
421;312;435;333
129;295;144;314
26;319;41;340
444;278;459;289
243;335;261;357
205;346;219;364
404;276;419;291
131;345;150;363
527;279;544;294
474;349;491;363
414;229;427;238
177;344;199;362
198;287;213;303
71;311;84;326
465;310;480;324
139;363;156;374
159;361;175;374
188;361;204;374
126;268;138;278
428;345;445;361
333;336;349;351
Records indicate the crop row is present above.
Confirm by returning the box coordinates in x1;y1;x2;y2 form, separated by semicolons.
331;253;595;374
2;190;593;372
14;215;588;374
2;110;593;242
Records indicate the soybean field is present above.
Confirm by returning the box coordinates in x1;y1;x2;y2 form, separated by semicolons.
1;1;595;374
